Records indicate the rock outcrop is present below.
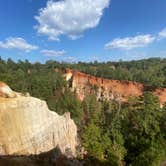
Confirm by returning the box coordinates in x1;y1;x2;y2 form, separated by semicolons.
0;82;18;98
63;69;166;107
0;82;78;157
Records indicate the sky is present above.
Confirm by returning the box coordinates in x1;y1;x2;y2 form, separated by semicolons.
0;0;166;63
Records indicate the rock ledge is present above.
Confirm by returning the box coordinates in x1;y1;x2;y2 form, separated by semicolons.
0;82;78;157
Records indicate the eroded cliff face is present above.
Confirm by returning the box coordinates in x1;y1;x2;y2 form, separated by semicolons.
0;82;19;98
0;82;78;157
63;69;166;106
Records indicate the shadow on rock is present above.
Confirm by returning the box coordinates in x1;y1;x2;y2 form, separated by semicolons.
0;146;81;166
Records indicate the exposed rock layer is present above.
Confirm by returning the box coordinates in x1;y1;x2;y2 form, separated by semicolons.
63;69;166;107
0;82;77;157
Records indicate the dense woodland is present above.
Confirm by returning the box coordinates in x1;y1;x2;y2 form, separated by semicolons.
67;58;166;88
0;57;166;165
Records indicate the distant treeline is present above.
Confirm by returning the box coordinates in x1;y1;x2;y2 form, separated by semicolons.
1;57;166;87
66;57;166;88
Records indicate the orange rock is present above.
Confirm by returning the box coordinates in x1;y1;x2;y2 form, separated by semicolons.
63;69;166;107
153;88;166;107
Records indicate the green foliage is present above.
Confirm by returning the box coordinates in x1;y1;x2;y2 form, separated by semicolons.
82;123;107;159
81;95;126;165
67;57;166;88
81;92;166;165
122;92;166;165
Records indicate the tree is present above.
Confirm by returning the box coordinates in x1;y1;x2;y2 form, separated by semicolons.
122;93;165;165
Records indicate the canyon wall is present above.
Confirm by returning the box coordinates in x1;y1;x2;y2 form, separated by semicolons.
63;69;166;106
0;82;78;157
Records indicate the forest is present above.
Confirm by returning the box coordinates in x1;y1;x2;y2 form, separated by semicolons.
0;57;166;166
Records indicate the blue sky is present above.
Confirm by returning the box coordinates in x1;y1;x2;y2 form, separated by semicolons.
0;0;166;63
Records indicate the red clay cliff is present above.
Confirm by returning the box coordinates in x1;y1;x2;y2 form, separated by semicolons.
63;69;166;107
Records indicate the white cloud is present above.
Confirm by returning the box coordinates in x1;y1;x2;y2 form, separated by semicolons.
0;37;38;52
35;0;110;40
158;28;166;39
88;56;100;62
62;56;77;63
41;49;66;57
105;35;155;50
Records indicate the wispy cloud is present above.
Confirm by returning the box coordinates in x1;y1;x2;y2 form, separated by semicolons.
35;0;110;41
0;37;38;52
158;28;166;39
40;49;66;57
105;35;155;50
62;56;77;63
105;27;166;50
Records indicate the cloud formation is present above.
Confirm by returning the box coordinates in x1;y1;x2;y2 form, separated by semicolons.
158;28;166;39
35;0;110;40
41;49;66;57
0;37;38;52
105;35;155;50
105;27;166;50
62;56;77;63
